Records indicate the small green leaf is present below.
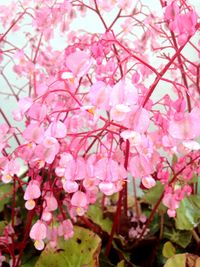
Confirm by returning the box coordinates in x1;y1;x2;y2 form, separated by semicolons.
163;227;192;248
0;183;12;211
162;241;176;258
164;254;186;267
87;205;112;234
117;260;125;267
35;226;101;267
142;182;166;211
164;253;200;267
175;195;200;230
0;221;7;235
21;257;39;267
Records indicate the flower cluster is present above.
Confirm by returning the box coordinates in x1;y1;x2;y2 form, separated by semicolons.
0;0;199;262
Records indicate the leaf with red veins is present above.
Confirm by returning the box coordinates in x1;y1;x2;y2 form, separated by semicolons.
65;51;93;78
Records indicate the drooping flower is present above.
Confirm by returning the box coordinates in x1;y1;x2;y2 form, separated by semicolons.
24;180;41;210
30;220;47;250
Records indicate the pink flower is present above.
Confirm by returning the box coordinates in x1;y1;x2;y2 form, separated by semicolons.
65;51;93;77
89;81;111;110
168;108;200;140
45;120;67;139
12;97;33;121
27;103;47;121
71;191;88;216
164;1;180;21
58;219;74;240
95;157;127;195
141;175;156;189
1;159;20;184
30;220;47;250
42;194;58;221
162;192;180;217
109;80;138;108
23;123;44;144
24;180;41;210
129;154;154;178
110;104;131;122
34;136;60;164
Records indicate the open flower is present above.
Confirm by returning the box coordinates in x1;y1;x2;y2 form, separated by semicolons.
24;180;41;210
30;220;47;250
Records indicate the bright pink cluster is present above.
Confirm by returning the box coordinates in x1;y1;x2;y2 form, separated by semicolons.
0;0;199;257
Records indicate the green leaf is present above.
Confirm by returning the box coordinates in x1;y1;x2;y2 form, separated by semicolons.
87;205;112;234
175;195;200;230
35;226;101;267
142;182;166;211
0;221;7;235
162;241;176;258
164;253;200;267
0;183;12;211
21;257;39;267
117;260;125;267
163;228;192;248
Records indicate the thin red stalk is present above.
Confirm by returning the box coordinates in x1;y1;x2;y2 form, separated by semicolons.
197;65;200;94
1;72;19;101
123;140;130;216
0;109;21;146
105;140;130;256
15;210;35;267
105;190;123;256
142;35;193;108
0;11;27;42
170;31;191;112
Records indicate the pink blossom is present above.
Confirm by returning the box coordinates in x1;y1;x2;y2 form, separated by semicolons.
27;103;47;121
42;194;58;221
45;120;67;139
65;51;93;77
23;123;44;144
1;159;20;184
168;108;200;140
141;175;156;189
34;136;60;164
129;154;154;178
24;180;41;210
12;97;33;121
164;1;180;21
89;81;111;110
58;219;74;240
71;191;88;216
30;220;47;250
